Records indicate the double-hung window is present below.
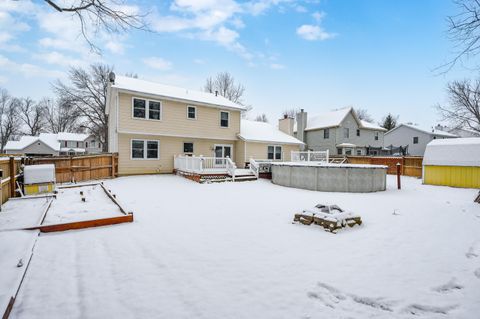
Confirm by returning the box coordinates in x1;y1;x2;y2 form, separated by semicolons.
374;132;379;141
413;136;418;144
267;145;282;160
133;98;161;120
131;140;159;159
220;111;229;127
183;142;194;153
356;129;360;137
187;106;196;119
324;128;329;139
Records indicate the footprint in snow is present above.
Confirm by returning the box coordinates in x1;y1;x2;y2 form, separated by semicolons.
402;303;458;316
474;268;480;279
432;278;463;293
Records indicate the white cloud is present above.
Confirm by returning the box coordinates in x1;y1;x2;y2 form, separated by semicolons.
0;54;64;79
270;63;285;70
0;75;7;85
33;51;87;68
312;11;326;22
296;24;335;41
143;57;173;70
193;58;206;64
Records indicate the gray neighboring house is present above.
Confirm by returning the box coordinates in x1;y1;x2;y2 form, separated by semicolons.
279;107;387;155
434;124;480;138
4;132;102;156
384;124;458;156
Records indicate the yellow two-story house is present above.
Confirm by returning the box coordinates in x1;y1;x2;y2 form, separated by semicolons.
106;74;303;176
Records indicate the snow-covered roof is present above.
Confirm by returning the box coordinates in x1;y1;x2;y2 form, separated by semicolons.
239;120;304;145
111;75;246;111
386;124;459;138
57;132;90;142
38;133;61;151
294;107;387;132
423;138;480;167
60;147;86;153
4;136;39;151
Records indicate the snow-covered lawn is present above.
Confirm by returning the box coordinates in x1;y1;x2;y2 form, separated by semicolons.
7;175;480;318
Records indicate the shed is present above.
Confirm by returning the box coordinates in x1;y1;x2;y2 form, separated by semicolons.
423;138;480;188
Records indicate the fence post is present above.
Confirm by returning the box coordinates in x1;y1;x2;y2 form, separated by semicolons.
70;156;73;183
111;153;115;178
9;156;15;198
396;162;401;190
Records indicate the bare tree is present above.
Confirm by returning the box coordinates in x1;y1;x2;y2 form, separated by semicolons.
281;108;300;119
43;0;148;52
0;89;21;152
380;113;399;131
53;64;111;151
442;0;480;71
42;98;82;134
254;113;269;123
204;72;245;105
19;97;47;136
355;108;374;123
437;78;480;133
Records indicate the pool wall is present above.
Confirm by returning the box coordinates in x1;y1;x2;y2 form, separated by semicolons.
271;163;387;193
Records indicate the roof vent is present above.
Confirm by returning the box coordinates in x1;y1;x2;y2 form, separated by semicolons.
108;72;115;84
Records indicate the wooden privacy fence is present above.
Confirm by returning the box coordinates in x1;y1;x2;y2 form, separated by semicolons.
346;156;423;177
26;153;118;183
0;157;22;204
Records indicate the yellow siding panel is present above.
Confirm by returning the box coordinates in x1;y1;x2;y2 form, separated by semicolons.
424;166;480;188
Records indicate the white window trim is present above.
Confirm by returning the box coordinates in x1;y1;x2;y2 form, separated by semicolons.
220;110;230;128
186;105;197;120
267;145;283;160
130;139;160;160
131;96;162;121
213;144;233;158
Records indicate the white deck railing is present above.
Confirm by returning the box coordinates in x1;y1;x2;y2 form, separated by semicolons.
291;150;329;163
174;155;237;179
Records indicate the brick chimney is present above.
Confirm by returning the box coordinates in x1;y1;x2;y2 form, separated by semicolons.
278;114;295;136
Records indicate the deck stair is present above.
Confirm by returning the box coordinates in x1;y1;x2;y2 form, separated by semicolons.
230;168;257;182
329;157;347;164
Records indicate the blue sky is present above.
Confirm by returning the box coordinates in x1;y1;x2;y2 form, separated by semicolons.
0;0;476;127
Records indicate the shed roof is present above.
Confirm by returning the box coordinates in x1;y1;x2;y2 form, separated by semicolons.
111;75;245;111
238;120;304;145
423;138;480;167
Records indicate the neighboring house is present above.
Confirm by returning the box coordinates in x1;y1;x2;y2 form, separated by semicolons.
384;124;458;156
4;133;102;156
281;108;387;156
434;124;480;138
106;74;303;175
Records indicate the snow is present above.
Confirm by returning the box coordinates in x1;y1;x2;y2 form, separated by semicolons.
57;132;89;142
37;133;61;151
42;185;123;225
4;136;39;151
5;175;479;318
0;197;51;230
24;164;56;184
360;120;386;131
424;138;480;167
388;124;459;138
239;120;304;145
112;75;246;111
59;147;86;153
272;161;388;168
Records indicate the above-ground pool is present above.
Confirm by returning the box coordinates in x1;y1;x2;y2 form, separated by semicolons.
271;162;387;193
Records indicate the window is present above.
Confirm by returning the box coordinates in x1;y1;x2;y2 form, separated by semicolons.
267;145;282;160
345;149;352;155
85;142;88;148
183;142;194;153
91;140;95;148
374;132;379;141
337;148;343;155
132;97;161;120
76;142;80;148
356;149;362;155
133;98;146;118
149;101;161;120
356;129;360;137
324;128;330;139
413;136;419;144
131;140;159;159
343;128;350;138
187;106;196;119
220;111;229;127
131;140;144;159
64;141;67;147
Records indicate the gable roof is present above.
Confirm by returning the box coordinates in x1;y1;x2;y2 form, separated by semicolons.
239;120;304;145
5;135;60;152
57;132;90;142
294;107;387;132
386;124;459;138
110;75;246;111
424;138;480;167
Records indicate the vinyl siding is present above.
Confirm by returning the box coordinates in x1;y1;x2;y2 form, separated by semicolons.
118;133;236;175
117;92;241;140
424;165;480;188
237;142;300;168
